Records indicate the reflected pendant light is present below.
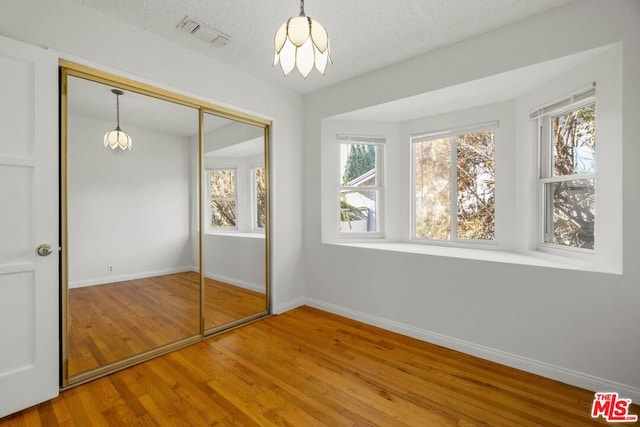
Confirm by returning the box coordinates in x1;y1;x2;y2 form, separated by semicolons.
104;89;132;150
273;0;332;78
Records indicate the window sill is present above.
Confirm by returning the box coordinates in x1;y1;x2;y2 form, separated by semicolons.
327;241;621;275
206;231;265;239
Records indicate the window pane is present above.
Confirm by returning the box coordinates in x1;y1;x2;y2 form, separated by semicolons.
545;179;595;249
211;200;236;227
553;103;595;176
210;169;235;198
339;190;378;233
255;167;266;228
210;169;236;228
340;143;377;186
414;138;451;240
457;131;495;240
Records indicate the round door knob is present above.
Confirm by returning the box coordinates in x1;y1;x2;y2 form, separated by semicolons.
37;244;53;256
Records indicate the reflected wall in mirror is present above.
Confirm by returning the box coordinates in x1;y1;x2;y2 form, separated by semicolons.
65;75;201;377
202;112;268;331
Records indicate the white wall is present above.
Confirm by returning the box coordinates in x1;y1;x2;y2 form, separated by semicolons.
0;0;304;310
203;234;265;293
197;122;267;292
67;114;194;288
67;114;193;287
304;0;640;400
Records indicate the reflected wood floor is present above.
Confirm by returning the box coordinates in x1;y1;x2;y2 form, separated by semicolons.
68;271;266;375
4;306;636;426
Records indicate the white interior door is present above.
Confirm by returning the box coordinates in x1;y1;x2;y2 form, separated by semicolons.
0;35;59;417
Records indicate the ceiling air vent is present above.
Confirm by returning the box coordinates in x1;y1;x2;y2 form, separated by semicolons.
177;16;230;47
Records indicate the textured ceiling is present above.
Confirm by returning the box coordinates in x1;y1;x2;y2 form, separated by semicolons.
70;0;573;94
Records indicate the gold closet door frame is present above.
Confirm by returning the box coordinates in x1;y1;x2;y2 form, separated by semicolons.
199;108;272;336
60;60;272;388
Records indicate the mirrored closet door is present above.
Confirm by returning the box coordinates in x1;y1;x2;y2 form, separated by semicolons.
60;63;271;387
201;112;269;332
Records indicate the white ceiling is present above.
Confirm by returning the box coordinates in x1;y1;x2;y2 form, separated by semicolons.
68;75;233;136
69;0;574;95
205;137;264;159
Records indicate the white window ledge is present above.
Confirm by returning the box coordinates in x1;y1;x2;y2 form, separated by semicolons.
206;231;265;239
329;242;621;275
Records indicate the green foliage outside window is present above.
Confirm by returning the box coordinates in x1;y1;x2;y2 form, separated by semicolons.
342;144;376;185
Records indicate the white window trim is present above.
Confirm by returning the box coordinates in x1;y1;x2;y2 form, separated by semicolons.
538;174;595;256
337;135;385;239
205;167;238;233
410;121;498;246
534;85;596;254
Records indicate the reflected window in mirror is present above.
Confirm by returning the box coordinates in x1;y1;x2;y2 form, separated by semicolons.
252;166;266;231
207;168;238;230
204;157;265;235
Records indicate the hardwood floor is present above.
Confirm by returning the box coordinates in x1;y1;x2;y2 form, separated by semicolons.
4;306;636;426
68;271;266;375
203;274;267;330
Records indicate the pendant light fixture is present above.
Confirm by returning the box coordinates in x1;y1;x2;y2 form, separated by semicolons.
104;89;132;151
273;0;332;78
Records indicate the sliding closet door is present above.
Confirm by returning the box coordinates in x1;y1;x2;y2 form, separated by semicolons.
0;35;59;417
60;62;271;388
63;74;201;383
201;112;269;332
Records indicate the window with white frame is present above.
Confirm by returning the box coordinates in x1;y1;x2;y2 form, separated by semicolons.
533;86;596;251
207;168;237;229
338;136;384;235
411;123;496;242
252;166;266;230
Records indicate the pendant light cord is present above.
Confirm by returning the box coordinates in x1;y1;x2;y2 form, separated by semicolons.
115;93;121;131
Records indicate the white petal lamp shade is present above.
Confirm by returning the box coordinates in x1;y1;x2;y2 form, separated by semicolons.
274;10;332;78
104;128;132;150
104;89;132;150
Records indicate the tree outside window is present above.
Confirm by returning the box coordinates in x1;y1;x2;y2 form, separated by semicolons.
254;167;266;229
338;137;384;235
209;168;237;228
412;127;496;241
541;102;595;249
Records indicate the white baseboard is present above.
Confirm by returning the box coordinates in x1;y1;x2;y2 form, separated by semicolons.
273;297;306;315
203;271;265;294
69;266;194;288
305;297;640;403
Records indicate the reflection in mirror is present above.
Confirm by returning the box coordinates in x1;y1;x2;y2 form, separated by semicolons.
202;112;268;331
66;75;200;377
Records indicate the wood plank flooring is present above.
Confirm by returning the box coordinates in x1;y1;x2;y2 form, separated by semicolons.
4;306;636;426
68;271;266;375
